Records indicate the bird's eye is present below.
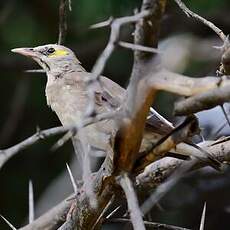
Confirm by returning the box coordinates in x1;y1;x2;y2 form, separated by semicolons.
47;47;55;54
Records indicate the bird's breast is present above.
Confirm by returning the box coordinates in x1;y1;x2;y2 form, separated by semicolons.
45;81;88;126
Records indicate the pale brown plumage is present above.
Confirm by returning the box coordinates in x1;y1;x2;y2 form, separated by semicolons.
11;44;221;170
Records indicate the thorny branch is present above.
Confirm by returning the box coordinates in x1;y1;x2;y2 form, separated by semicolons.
67;2;169;229
19;137;230;230
174;84;230;116
0;111;117;169
172;0;230;116
1;70;230;169
86;9;152;117
114;0;167;173
174;0;226;41
4;0;230;229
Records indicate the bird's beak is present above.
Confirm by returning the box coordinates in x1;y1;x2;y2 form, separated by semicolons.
11;48;37;58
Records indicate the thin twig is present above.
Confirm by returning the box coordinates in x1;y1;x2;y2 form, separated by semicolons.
58;0;69;44
28;180;34;224
119;41;160;54
91;10;150;78
0;111;117;169
68;0;72;11
85;9;151;117
90;16;113;29
174;0;226;41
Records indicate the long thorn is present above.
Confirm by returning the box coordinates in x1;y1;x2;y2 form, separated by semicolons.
0;215;17;230
66;163;78;194
106;205;121;219
29;180;35;223
199;202;207;230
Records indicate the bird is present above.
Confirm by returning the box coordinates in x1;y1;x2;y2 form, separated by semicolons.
11;44;221;171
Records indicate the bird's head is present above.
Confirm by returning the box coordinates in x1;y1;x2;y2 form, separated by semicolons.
11;44;82;73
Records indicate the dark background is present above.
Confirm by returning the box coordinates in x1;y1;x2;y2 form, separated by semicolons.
0;0;230;229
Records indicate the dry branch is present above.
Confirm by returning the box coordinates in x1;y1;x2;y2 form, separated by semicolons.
114;0;167;173
85;9;152;117
20;137;230;230
0;111;116;169
2;70;229;169
7;0;230;229
174;84;230;116
118;173;145;230
174;0;226;41
147;69;228;96
58;0;70;44
69;6;159;229
136;138;230;191
145;69;230;116
118;41;159;54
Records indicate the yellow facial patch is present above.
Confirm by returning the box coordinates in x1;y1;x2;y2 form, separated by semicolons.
49;49;69;57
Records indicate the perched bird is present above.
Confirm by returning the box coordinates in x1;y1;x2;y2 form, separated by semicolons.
11;44;220;171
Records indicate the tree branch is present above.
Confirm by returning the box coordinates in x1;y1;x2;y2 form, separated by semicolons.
174;0;226;42
19;137;230;230
58;0;70;45
114;0;167;173
174;84;230;116
0;111;116;169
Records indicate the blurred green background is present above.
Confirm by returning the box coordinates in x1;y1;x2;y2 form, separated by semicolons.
0;0;230;229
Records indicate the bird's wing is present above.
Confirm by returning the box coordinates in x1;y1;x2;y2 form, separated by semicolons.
99;76;125;109
100;76;174;135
